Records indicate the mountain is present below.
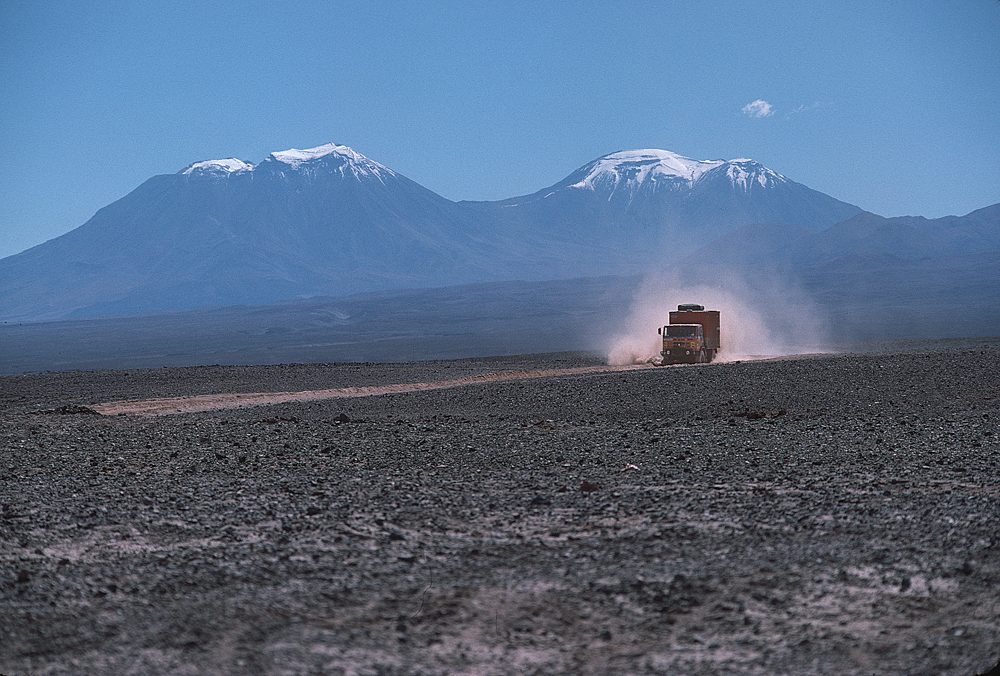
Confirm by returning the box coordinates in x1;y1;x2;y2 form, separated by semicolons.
1;144;863;322
465;150;861;263
0;144;512;321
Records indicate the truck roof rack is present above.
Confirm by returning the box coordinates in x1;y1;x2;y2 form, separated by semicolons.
677;303;705;312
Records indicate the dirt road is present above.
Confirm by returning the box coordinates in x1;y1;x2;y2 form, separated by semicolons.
91;364;649;416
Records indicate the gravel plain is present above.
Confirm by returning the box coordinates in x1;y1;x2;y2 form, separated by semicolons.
2;341;999;675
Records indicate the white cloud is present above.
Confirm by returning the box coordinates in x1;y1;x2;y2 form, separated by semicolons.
742;99;774;118
786;101;829;118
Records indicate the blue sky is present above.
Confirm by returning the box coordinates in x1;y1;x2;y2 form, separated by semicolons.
2;0;998;259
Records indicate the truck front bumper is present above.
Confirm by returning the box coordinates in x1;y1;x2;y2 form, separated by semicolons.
661;348;700;363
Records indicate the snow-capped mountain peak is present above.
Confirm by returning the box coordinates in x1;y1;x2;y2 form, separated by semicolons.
263;142;397;182
178;143;398;184
570;150;725;193
180;158;254;177
569;150;794;198
268;142;359;168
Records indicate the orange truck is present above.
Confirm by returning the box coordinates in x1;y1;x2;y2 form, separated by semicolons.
658;304;721;364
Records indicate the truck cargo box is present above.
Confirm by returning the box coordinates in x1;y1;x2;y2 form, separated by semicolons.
669;309;721;350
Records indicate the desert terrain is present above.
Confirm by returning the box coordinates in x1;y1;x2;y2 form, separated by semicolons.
2;340;999;675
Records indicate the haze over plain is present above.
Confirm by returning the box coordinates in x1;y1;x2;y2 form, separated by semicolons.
2;0;998;260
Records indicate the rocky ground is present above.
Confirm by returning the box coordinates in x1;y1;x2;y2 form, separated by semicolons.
1;342;999;675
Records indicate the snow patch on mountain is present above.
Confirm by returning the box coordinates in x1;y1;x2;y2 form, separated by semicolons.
569;150;793;198
181;158;254;177
179;143;398;184
571;150;725;193
269;142;357;168
265;142;397;183
723;159;789;190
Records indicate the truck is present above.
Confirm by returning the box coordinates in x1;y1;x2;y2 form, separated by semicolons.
657;304;721;364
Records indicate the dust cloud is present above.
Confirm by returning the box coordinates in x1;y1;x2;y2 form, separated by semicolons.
605;271;831;365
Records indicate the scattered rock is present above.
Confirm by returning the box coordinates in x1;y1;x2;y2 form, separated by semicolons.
1;343;998;675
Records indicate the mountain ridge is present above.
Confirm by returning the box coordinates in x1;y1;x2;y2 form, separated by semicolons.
681;203;1000;271
0;141;956;324
0;140;995;371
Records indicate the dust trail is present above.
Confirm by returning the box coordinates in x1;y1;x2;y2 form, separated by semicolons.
605;270;831;365
92;364;650;417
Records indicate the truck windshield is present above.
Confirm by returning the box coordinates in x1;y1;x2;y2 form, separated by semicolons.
666;325;697;337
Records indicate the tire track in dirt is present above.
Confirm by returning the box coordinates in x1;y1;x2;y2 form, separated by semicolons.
92;363;652;417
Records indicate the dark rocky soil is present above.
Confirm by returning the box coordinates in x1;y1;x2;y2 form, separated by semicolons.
2;342;999;675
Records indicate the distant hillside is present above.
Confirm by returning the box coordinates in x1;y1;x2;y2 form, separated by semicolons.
674;204;1000;341
0;277;640;374
681;204;1000;269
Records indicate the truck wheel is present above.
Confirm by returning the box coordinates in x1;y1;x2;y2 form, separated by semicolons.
705;349;715;363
